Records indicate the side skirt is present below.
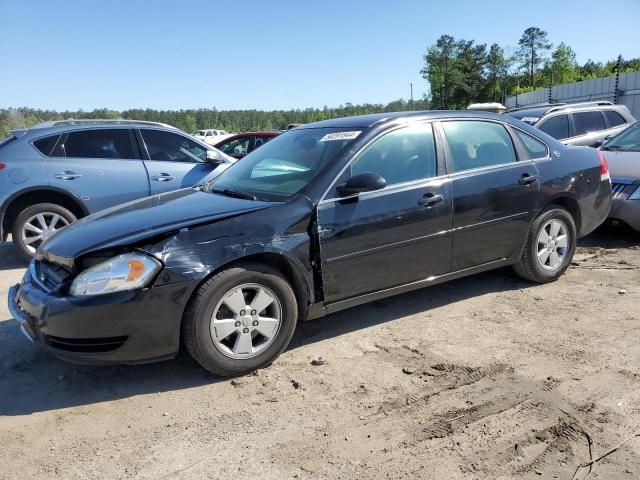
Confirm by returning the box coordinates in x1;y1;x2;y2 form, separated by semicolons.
304;257;513;320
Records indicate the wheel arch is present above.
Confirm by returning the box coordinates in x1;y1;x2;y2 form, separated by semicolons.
544;195;582;233
181;251;313;326
1;187;89;240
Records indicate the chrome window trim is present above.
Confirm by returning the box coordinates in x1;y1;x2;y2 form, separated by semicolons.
444;157;538;180
320;174;451;205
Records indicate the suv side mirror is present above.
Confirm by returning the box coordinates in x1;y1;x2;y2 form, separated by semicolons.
206;149;223;164
336;172;386;197
592;140;604;148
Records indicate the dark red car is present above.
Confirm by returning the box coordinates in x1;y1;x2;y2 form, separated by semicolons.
213;131;280;159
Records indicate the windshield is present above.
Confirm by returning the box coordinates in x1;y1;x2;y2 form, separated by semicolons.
207;127;362;201
603;122;640;152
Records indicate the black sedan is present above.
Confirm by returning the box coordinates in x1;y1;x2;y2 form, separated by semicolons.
8;111;612;376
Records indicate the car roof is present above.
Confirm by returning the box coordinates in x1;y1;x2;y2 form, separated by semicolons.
16;119;178;139
298;110;507;129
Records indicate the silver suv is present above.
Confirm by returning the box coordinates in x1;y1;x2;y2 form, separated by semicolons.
506;101;636;147
0;119;234;259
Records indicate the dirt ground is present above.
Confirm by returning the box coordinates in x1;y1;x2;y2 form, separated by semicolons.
0;227;639;480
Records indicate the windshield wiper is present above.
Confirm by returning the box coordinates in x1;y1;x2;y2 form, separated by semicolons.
210;188;257;201
601;145;626;151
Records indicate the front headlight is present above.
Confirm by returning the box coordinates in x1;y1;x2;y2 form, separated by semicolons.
69;252;161;296
629;185;640;200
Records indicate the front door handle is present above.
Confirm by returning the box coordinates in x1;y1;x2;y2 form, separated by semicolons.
418;193;444;207
518;174;539;185
151;173;175;182
54;171;82;181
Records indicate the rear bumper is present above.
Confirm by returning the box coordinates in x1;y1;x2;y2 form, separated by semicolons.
7;265;195;365
577;179;612;238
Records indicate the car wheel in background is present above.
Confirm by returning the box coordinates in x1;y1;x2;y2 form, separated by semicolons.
182;262;298;377
12;203;77;260
513;206;577;283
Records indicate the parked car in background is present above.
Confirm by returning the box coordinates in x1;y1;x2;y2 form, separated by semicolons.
213;131;281;159
506;101;635;147
0;119;234;259
192;129;231;145
467;102;507;113
599;121;640;231
8;111;611;376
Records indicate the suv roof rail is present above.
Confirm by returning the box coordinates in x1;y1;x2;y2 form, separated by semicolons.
507;102;566;113
546;101;614;114
46;118;177;129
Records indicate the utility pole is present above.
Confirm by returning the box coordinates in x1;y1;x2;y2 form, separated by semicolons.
410;82;414;109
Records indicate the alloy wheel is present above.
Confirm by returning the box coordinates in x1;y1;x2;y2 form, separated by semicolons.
210;283;282;359
536;218;569;271
21;212;70;254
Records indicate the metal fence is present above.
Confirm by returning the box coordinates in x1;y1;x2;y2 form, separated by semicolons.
505;70;640;119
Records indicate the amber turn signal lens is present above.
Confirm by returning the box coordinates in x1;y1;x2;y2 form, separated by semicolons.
127;259;146;281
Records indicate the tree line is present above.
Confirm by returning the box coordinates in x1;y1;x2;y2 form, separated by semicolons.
0;99;430;139
2;26;638;137
421;27;640;110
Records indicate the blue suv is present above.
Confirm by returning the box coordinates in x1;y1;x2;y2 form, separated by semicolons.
0;119;234;258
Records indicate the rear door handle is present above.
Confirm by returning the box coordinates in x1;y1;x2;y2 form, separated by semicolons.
54;171;82;181
418;193;444;207
518;174;539;185
151;173;175;182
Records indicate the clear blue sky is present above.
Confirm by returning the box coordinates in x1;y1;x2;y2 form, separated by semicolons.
1;0;639;111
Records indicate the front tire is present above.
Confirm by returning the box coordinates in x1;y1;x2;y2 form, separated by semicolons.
12;203;77;260
182;263;298;376
513;206;576;283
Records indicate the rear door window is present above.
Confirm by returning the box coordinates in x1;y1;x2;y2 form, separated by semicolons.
538;115;569;140
441;121;516;172
604;111;626;128
59;129;135;159
573;111;606;136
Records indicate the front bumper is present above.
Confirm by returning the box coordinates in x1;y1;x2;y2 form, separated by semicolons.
609;198;640;231
7;265;195;365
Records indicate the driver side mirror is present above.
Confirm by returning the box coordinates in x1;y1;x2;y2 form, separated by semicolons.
336;172;386;197
592;141;603;148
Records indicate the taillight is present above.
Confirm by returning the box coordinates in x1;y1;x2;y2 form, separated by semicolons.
598;151;610;181
0;163;5;170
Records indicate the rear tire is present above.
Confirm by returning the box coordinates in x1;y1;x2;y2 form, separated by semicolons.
182;262;298;377
12;203;77;260
513;206;576;283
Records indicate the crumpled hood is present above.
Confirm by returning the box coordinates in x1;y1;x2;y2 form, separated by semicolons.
602;150;640;180
37;188;275;266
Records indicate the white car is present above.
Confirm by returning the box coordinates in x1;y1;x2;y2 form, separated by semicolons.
192;129;232;145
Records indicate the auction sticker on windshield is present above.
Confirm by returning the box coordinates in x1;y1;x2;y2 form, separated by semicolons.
319;131;361;142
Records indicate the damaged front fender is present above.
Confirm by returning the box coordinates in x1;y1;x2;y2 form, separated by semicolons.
144;195;318;310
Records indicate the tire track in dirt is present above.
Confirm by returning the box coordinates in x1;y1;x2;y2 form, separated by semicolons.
331;343;640;479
